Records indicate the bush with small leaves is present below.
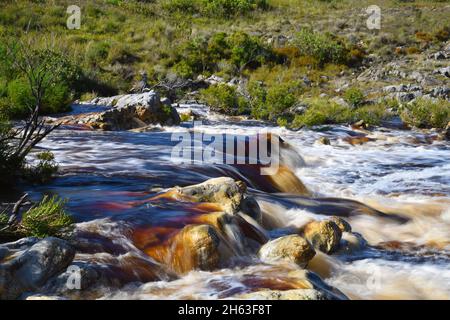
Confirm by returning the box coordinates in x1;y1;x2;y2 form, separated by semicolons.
24;151;59;184
400;98;450;129
200;84;249;115
295;29;349;66
20;196;73;238
344;87;365;108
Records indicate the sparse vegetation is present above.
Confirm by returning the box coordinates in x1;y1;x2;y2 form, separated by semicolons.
344;87;365;108
20;196;73;238
292;98;393;128
200;84;249;115
400;99;450;129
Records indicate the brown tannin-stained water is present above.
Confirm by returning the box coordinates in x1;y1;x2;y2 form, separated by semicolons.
25;104;450;300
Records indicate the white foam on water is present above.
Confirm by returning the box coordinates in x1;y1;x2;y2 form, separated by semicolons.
327;258;450;300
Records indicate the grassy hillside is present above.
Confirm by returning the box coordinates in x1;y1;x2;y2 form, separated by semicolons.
0;0;449;126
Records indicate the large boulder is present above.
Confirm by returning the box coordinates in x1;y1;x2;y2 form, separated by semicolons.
0;237;75;299
69;91;180;130
258;235;316;268
145;224;221;275
301;220;342;254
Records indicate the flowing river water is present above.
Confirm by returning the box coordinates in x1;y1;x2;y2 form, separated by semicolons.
22;104;450;300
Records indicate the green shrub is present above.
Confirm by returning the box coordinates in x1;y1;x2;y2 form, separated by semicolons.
292;98;395;127
344;87;365;108
228;32;272;72
200;84;249;115
20;195;73;238
162;0;268;17
400;99;450;129
162;0;199;14
24;151;59;184
172;32;275;78
7;78;71;117
0;210;8;228
7;78;34;117
202;0;268;17
85;41;110;66
249;81;300;121
292;98;352;127
295;29;349;66
353;104;393;126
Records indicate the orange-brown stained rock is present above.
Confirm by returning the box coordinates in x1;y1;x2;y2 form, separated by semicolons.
343;136;375;145
301;220;342;254
266;166;311;196
145;224;221;275
133;226;179;250
147;178;246;214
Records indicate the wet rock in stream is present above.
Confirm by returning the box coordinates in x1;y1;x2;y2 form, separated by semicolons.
145;224;222;274
258;235;316;268
54;91;180;131
0;237;75;299
301;220;343;255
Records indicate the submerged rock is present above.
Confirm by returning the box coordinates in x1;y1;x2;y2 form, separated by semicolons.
235;269;348;300
301;220;342;254
239;196;262;223
0;237;75;299
337;232;367;254
258;235;316;268
317;137;331;145
145;224;221;275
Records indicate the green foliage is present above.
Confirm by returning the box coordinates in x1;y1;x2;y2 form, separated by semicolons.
200;84;249;115
85;41;110;67
172;31;273;78
292;99;352;127
162;0;268;17
6;77;71;117
20;195;73;238
249;81;300;121
24;151;59;184
353;104;393;126
295;28;349;66
228;32;274;72
344;87;365;108
202;0;268;17
0;211;8;228
400;99;450;129
7;78;34;117
1;44;80;118
292;98;394;127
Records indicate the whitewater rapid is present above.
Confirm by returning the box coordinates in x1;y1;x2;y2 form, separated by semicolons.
27;103;450;300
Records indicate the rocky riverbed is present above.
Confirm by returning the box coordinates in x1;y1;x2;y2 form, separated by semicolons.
1;92;449;299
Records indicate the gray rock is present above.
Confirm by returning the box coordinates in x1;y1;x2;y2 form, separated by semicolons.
78;91;180;130
0;237;75;299
420;76;440;87
436;66;450;78
431;51;448;60
173;177;247;214
430;87;450;100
